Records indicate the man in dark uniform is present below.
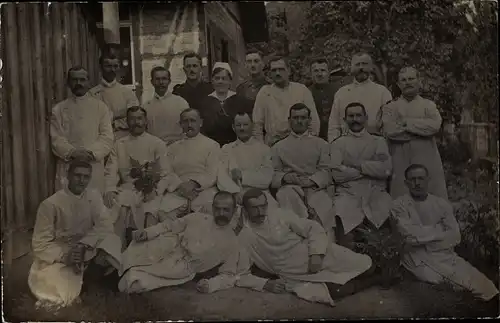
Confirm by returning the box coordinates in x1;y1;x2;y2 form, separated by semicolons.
308;58;346;141
236;49;271;106
172;52;213;112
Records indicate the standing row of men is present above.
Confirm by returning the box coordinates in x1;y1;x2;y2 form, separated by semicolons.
28;48;498;309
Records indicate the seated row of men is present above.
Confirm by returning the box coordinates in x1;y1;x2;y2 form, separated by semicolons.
30;102;498;309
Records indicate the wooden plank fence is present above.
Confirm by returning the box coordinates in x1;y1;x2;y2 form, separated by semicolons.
1;3;103;264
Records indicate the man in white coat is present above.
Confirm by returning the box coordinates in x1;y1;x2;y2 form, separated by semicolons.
143;66;190;146
392;164;498;302
89;51;140;140
234;188;375;305
253;56;320;146
271;103;334;233
50;66;114;192
380;67;447;199
329;102;393;246
158;108;221;217
327;52;392;142
217;111;278;208
103;106;183;247
28;160;122;308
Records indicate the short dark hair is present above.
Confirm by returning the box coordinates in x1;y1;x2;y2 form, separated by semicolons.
180;108;201;120
268;55;289;68
398;66;420;79
214;190;237;209
151;66;171;79
68;159;92;175
126;106;147;119
289;103;311;118
404;164;429;179
344;102;367;117
66;66;88;83
99;51;120;66
212;67;233;80
233;110;252;123
183;52;202;65
245;48;263;58
242;188;267;208
310;57;329;68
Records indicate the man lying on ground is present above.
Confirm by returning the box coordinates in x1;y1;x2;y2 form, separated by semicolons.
28;160;122;309
391;163;499;302
118;191;245;294
232;188;376;306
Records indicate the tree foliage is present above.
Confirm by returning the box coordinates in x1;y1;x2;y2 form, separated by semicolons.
265;0;498;124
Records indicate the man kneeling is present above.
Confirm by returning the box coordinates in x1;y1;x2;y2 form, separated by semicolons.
118;191;244;293
235;188;375;306
392;164;499;301
28;160;122;309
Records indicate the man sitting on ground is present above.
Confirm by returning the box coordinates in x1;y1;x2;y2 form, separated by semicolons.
233;188;375;306
392;164;499;302
118;191;245;294
28;160;122;309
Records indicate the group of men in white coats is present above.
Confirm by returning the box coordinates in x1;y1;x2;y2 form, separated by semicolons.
29;48;497;310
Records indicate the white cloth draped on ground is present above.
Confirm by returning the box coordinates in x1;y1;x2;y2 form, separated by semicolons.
28;189;122;307
119;212;244;293
391;194;499;301
271;133;334;230
380;95;448;199
50;93;114;192
159;134;221;215
217;137;278;208
90;79;140;140
235;208;372;306
252;82;320;146
329;129;393;234
143;92;190;145
104;132;182;233
327;79;392;142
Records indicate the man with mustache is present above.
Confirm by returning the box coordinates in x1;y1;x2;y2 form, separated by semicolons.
90;51;140;140
270;103;334;237
392;164;498;302
309;58;343;141
172;52;214;113
143;66;190;146
233;189;374;306
329;102;392;248
103;106;183;247
118;191;245;293
158;108;220;217
253;56;320;146
327;52;392;142
236;49;271;106
217;111;279;209
28;160;122;308
50;66;114;192
380;67;447;199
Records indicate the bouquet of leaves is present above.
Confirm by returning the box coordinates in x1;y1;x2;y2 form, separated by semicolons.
353;219;408;288
129;157;162;201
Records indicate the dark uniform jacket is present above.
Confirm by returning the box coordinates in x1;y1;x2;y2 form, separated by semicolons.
309;82;341;141
172;81;214;112
236;75;271;106
200;92;253;147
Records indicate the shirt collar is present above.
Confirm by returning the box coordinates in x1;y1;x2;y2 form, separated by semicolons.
235;137;256;145
353;78;373;86
154;92;172;100
101;78;118;88
401;94;421;103
348;128;368;137
208;90;236;101
290;131;310;138
69;92;89;102
64;186;86;199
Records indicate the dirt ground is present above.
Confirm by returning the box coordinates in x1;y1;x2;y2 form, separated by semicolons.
3;253;498;321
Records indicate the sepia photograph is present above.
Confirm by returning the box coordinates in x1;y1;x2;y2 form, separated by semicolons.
1;1;498;321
